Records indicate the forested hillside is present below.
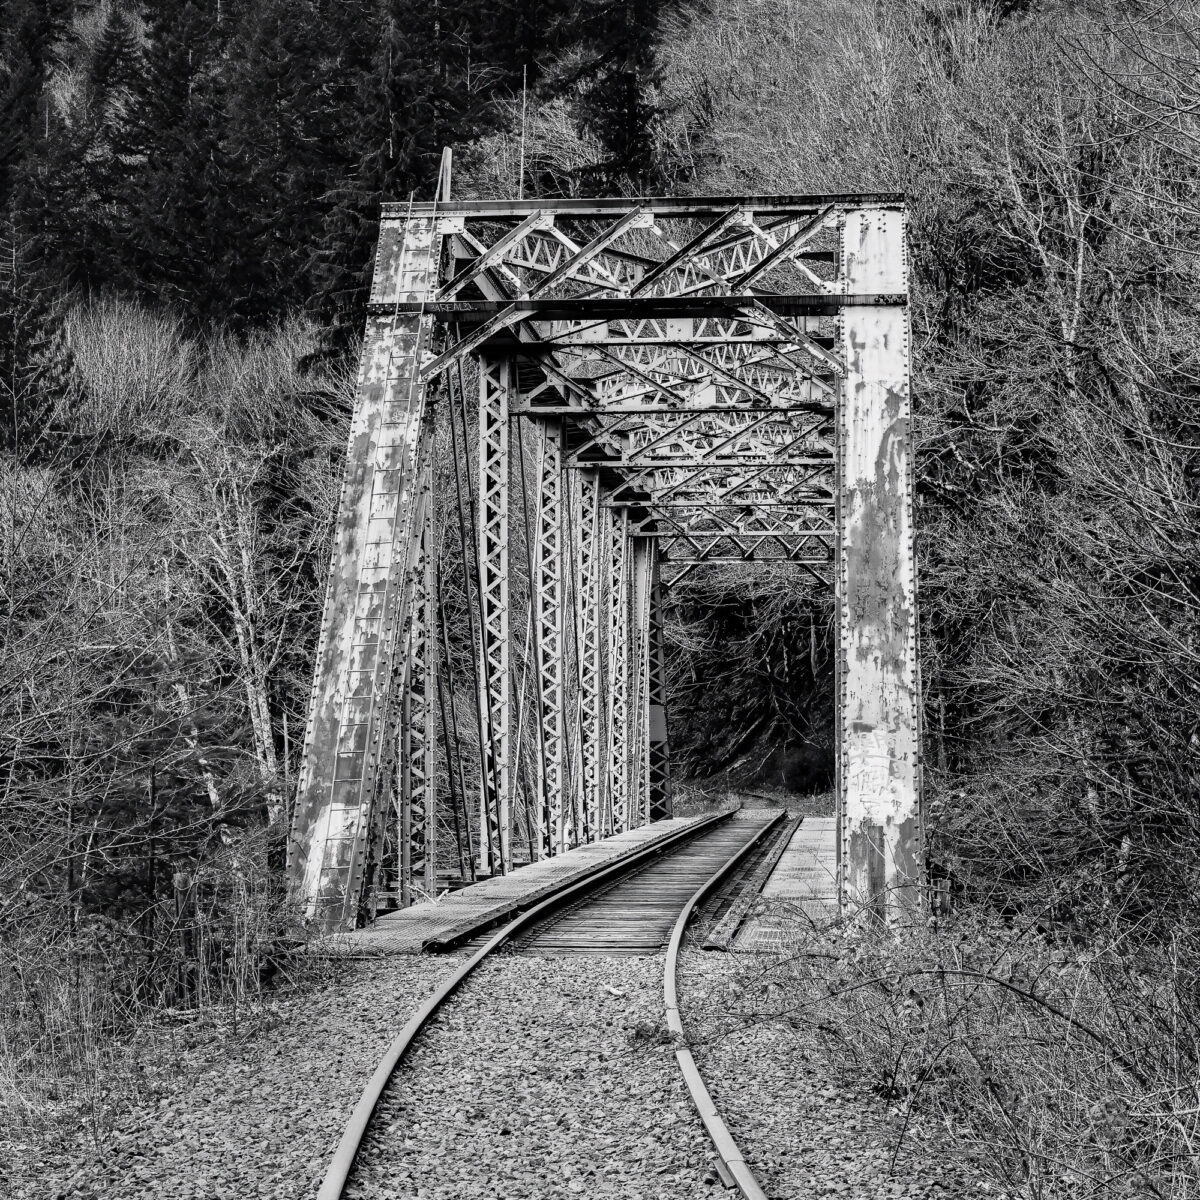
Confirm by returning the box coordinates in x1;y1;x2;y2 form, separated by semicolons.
3;0;1198;1194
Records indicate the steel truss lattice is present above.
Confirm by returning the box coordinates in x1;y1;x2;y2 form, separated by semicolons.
288;191;921;931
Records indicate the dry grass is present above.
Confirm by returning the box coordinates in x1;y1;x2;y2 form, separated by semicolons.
0;827;321;1137
724;906;1200;1199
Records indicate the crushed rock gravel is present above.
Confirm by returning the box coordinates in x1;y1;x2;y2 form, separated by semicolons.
345;954;721;1200
678;946;985;1199
9;925;991;1200
7;955;460;1200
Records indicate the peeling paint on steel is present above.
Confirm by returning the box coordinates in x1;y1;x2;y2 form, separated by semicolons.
288;217;440;930
837;207;921;919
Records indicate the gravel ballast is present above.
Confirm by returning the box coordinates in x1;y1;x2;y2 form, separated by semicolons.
346;955;719;1200
677;946;986;1199
11;892;991;1199
8;956;460;1200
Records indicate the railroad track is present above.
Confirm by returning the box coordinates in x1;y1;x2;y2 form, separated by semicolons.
317;808;788;1200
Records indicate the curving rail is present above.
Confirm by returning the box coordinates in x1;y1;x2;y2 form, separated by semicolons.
315;806;744;1199
664;811;785;1200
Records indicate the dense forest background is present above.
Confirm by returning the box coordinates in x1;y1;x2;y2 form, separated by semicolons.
3;0;1198;1193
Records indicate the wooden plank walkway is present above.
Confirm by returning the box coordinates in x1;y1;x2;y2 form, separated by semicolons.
514;812;778;956
317;811;731;955
735;816;838;951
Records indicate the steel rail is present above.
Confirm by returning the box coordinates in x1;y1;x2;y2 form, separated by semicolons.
664;809;787;1200
316;807;737;1200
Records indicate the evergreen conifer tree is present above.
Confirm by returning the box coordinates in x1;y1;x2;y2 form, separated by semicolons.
571;0;668;191
0;212;69;455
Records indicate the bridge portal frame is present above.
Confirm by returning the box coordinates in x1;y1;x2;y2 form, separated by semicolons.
287;192;921;930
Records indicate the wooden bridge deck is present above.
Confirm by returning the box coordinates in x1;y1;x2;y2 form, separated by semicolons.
319;811;730;955
735;816;839;951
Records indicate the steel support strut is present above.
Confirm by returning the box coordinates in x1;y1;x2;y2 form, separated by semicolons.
836;206;921;920
287;217;440;931
400;433;437;904
575;469;605;841
646;550;673;821
478;357;511;874
629;537;653;824
533;419;567;854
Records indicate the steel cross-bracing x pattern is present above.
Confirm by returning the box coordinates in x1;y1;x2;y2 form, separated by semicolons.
287;192;921;931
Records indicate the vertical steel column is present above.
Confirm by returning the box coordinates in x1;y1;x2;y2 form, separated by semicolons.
575;469;605;841
606;508;631;832
400;429;437;905
564;468;584;847
287;215;439;930
533;420;566;855
836;205;921;920
477;357;511;874
629;536;653;825
646;550;673;821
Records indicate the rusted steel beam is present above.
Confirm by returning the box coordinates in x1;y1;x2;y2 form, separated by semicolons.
836;206;922;923
371;295;905;320
606;507;631;833
385;192;905;219
646;551;673;821
533;420;567;856
477;356;511;874
575;469;605;842
287;218;440;931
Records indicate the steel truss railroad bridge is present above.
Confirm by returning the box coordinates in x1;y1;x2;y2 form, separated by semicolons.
287;182;920;932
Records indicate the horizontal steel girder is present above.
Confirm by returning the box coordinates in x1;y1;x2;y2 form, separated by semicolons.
380;295;905;320
386;193;904;219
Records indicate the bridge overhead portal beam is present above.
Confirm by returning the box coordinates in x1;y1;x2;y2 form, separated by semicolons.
289;189;921;931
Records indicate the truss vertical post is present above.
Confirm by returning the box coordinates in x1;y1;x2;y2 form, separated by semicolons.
629;536;653;825
575;469;605;841
646;550;673;821
287;215;439;930
607;508;631;832
478;356;511;875
400;427;437;905
563;468;584;847
836;205;921;921
533;419;566;855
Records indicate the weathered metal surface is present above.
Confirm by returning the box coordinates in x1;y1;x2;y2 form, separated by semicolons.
646;551;673;821
477;357;511;874
387;192;904;218
574;469;605;841
292;192;921;930
399;436;436;905
533;420;566;855
837;206;921;920
287;217;439;930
